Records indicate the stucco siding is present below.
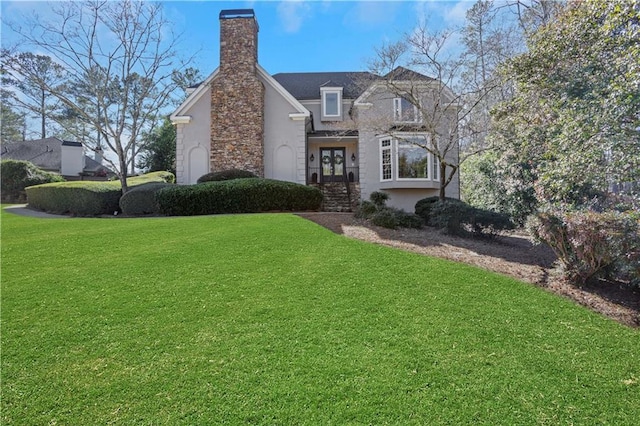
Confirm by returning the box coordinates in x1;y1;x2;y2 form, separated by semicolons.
356;86;460;212
300;100;356;132
176;86;211;184
262;75;307;184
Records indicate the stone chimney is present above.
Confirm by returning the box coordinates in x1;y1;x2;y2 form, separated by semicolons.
210;9;265;176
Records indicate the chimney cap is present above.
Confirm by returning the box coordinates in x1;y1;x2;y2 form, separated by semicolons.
219;9;255;19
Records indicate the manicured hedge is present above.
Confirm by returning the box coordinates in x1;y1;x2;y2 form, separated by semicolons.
1;160;65;203
156;178;323;216
197;169;257;183
26;171;175;216
119;182;175;216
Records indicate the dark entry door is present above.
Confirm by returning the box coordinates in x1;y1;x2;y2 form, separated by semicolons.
320;148;345;182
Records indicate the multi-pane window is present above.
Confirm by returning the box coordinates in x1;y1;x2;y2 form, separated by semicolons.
380;136;440;182
393;97;419;123
381;139;392;181
431;152;440;181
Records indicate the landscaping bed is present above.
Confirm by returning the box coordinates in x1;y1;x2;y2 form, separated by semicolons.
298;212;640;327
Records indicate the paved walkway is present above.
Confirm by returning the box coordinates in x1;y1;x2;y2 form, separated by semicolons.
3;204;69;219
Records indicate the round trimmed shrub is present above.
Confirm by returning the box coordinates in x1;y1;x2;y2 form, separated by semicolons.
1;160;65;202
119;182;174;216
157;178;323;216
415;196;461;225
197;169;257;183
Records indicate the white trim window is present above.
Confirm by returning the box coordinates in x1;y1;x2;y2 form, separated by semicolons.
393;97;419;123
431;152;440;182
321;87;343;119
397;139;428;179
379;135;440;182
380;138;392;181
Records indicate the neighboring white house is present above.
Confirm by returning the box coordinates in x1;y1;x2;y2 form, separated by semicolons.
1;137;112;180
171;9;459;212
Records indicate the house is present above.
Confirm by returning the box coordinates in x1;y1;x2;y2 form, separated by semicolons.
0;137;113;180
171;9;459;212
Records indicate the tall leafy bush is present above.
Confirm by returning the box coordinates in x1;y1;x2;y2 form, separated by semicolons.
527;209;639;285
1;160;64;202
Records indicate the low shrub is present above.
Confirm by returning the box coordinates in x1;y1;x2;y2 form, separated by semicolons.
26;172;174;216
1;160;65;202
156;178;323;216
119;182;174;216
369;191;389;208
354;200;377;219
428;199;514;238
527;209;640;285
197;169;257;183
414;196;462;226
370;207;424;230
355;192;422;229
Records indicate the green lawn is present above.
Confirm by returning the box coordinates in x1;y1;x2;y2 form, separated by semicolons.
1;208;638;424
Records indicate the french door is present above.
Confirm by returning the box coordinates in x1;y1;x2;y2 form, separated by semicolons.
320;147;345;182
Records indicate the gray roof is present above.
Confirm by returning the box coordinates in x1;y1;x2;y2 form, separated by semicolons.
271;67;434;101
272;72;377;100
1;137;65;171
383;66;435;82
1;137;111;175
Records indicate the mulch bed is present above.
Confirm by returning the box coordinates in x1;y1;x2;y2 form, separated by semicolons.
297;212;640;328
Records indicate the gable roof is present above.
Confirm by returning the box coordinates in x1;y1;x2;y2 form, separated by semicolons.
383;66;435;82
171;65;310;123
1;137;63;171
272;72;376;100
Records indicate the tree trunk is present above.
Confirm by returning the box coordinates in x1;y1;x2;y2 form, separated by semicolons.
119;157;129;195
439;162;447;201
40;89;46;138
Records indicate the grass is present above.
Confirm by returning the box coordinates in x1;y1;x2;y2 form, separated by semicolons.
1;207;638;424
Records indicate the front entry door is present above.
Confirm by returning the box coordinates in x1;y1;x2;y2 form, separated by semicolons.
320;148;345;183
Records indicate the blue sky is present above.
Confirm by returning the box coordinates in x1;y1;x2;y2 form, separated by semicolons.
1;0;477;76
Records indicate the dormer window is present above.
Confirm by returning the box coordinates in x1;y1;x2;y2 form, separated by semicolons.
321;87;343;121
393;97;419;123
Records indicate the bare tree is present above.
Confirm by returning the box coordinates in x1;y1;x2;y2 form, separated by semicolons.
361;18;506;200
3;0;185;192
507;0;566;36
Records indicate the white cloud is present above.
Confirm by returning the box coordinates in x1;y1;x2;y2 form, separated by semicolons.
413;0;474;28
277;0;312;34
343;1;400;29
444;0;472;25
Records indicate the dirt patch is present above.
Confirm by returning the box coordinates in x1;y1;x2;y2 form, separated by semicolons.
297;212;640;328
